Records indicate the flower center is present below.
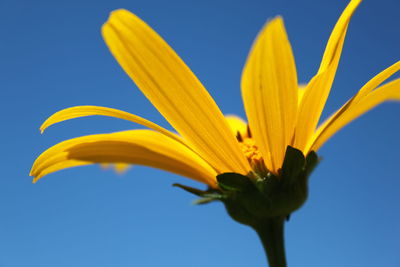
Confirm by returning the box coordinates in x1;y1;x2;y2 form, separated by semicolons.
236;126;268;175
240;138;262;163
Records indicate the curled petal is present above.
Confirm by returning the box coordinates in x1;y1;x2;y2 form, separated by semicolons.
40;105;184;144
294;0;362;151
310;79;400;151
31;130;218;187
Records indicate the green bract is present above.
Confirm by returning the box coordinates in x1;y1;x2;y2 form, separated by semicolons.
175;146;319;227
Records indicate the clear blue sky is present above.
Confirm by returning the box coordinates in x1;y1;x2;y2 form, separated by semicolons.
1;0;399;266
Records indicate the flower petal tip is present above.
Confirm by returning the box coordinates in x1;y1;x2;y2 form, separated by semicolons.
105;9;137;25
30;171;39;183
110;8;129;16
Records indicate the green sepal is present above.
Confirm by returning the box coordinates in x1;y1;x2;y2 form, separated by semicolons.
173;183;225;205
281;146;305;186
193;194;225;205
216;172;254;192
304;151;319;177
219;147;319;226
172;183;211;197
175;148;320;228
174;147;320;267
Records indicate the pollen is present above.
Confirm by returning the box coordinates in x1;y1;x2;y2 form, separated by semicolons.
240;138;262;162
236;129;268;175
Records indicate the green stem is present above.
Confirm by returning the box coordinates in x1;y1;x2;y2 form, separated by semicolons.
252;217;287;267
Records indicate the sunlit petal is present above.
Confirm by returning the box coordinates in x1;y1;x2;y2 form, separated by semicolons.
40;105;183;144
101;9;250;174
242;17;298;172
310;79;400;151
294;0;362;150
348;61;400;104
297;85;307;106
225;115;248;139
307;61;400;152
31;130;218;186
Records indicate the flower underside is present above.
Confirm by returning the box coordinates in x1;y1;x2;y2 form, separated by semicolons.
175;145;318;221
31;0;400;190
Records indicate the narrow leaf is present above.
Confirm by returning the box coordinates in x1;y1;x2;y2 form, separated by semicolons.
173;183;211;197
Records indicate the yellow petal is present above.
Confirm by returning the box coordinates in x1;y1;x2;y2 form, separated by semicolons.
294;66;337;150
225;115;248;139
349;61;400;104
318;0;362;73
31;130;218;186
310;79;400;151
307;61;400;152
102;9;250;174
241;17;298;172
40;105;183;145
294;0;362;151
297;84;307;106
40;105;211;169
33;160;91;181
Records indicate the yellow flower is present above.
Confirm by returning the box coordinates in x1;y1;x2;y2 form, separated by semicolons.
31;0;400;188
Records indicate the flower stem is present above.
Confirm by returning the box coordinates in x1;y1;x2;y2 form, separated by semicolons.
252;216;287;267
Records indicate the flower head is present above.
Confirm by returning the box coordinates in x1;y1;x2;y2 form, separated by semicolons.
31;0;400;190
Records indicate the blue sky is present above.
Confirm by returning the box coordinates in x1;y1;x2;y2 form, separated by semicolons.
1;0;399;266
